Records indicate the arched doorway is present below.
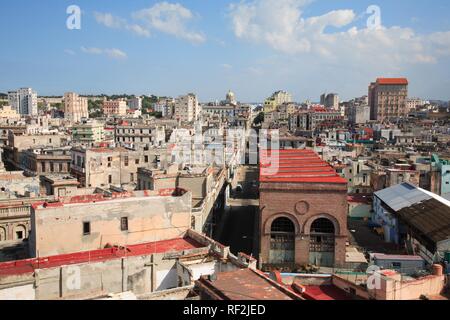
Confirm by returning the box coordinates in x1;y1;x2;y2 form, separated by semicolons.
309;218;335;267
0;227;6;242
269;217;295;265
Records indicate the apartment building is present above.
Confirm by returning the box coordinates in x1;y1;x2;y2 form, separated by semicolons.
264;91;292;113
72;120;105;145
70;146;168;188
174;94;200;122
114;124;165;148
369;78;409;121
64;92;88;123
7;88;38;116
103;99;127;116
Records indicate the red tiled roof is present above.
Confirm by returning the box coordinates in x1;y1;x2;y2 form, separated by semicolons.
0;237;204;277
260;149;347;184
376;78;408;85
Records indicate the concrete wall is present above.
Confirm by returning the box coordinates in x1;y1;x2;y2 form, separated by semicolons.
369;274;445;300
30;192;192;257
0;250;199;300
0;284;35;300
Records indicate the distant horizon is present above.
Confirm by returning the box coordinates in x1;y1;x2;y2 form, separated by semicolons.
1;1;450;101
1;89;449;105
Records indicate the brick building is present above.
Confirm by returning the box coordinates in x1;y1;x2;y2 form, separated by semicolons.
259;149;348;270
369;78;408;122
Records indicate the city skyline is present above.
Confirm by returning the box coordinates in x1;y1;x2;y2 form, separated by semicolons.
1;0;450;102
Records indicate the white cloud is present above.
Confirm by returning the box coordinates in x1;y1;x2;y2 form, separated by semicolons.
228;0;450;67
81;46;103;55
94;12;151;37
94;2;205;44
81;47;127;60
133;2;205;43
221;64;233;69
104;48;128;60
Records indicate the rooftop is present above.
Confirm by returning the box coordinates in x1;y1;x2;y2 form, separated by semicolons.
302;285;354;300
372;253;424;261
260;149;347;184
32;188;188;210
376;78;409;85
374;182;431;211
196;268;303;300
398;198;450;246
0;237;204;277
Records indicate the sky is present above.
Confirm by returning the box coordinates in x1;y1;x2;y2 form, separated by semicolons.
1;0;450;102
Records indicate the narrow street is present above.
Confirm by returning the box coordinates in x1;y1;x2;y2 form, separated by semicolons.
217;205;258;258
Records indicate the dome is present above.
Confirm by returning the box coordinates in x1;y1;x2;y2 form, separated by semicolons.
226;90;236;104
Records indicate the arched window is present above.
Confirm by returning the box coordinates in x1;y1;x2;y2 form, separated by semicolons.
0;227;6;242
269;217;295;265
309;218;335;267
310;218;335;235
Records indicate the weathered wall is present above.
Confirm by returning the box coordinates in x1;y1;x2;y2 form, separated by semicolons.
30;192;192;257
0;284;35;300
369;274;445;300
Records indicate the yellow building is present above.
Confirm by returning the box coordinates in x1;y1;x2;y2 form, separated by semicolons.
0;105;20;120
264;91;292;113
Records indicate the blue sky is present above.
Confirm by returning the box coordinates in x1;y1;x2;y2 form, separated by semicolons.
1;0;450;102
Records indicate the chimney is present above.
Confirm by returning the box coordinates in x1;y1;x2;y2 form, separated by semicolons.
432;264;443;276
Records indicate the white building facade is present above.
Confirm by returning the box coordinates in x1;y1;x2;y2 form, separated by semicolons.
8;88;38;116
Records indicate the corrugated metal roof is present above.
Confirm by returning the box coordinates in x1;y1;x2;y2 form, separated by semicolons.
398;198;450;246
374;183;432;211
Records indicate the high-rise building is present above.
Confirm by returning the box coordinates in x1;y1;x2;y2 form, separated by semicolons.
369;78;408;121
175;93;200;122
64;92;88;123
8;88;38;116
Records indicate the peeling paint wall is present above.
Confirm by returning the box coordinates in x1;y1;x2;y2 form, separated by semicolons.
30;192;192;257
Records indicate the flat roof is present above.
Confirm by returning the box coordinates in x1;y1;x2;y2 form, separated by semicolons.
0;237;204;277
196;268;301;300
372;253;424;261
260;149;347;184
302;285;354;300
376;78;408;85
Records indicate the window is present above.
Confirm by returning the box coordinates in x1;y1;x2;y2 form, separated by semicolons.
108;175;112;184
144;156;149;163
83;222;91;235
130;173;134;182
16;231;24;239
124;156;129;166
135;159;139;165
121;217;128;231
